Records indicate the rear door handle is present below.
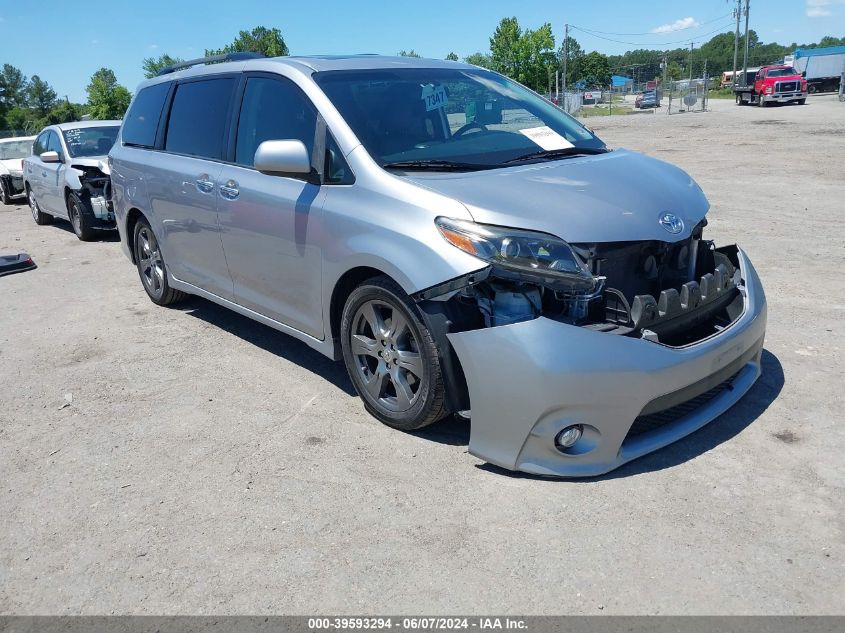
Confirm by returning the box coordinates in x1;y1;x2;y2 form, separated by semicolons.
196;174;215;193
219;179;239;200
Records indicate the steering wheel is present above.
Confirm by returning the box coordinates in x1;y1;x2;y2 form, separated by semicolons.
452;121;488;138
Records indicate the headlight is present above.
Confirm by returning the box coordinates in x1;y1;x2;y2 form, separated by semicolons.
435;217;597;291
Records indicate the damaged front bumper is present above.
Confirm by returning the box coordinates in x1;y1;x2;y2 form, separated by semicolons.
0;173;26;199
447;247;766;477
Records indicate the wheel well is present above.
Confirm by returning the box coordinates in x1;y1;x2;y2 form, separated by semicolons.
125;208;145;263
329;266;386;341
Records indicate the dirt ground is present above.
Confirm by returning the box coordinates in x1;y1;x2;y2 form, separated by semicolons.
1;94;843;615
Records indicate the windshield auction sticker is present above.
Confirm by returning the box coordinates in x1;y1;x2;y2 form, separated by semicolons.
518;126;575;151
421;84;448;111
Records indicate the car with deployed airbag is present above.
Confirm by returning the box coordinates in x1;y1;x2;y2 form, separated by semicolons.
110;53;767;477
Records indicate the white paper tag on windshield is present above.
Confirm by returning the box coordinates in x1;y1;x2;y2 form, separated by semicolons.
519;126;574;151
421;84;448;111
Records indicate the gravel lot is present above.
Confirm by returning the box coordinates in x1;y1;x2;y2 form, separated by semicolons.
1;94;843;615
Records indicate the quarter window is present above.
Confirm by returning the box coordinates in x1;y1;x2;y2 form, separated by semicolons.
235;77;317;167
33;133;48;156
123;82;171;148
165;78;235;160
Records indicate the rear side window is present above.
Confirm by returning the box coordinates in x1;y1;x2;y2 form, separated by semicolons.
235;77;317;167
123;82;170;148
165;78;235;160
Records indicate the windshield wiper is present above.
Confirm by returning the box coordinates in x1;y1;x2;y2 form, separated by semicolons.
382;159;493;172
502;146;609;165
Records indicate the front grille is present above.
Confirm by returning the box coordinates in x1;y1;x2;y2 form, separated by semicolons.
777;81;797;93
626;371;740;438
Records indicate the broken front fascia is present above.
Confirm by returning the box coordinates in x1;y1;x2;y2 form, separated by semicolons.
68;161;113;221
442;247;766;477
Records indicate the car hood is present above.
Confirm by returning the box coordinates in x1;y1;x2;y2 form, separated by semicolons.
405;149;709;243
69;156;110;174
0;158;24;174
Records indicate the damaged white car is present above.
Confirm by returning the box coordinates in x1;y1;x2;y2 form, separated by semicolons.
23;121;120;240
0;136;35;205
111;55;767;477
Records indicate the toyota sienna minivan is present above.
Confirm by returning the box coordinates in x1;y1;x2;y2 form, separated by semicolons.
110;52;767;477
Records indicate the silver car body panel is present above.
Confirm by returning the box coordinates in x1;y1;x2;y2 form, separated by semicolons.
448;249;766;477
110;55;769;474
404;149;708;243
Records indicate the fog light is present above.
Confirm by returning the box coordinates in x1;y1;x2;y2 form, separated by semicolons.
555;425;583;449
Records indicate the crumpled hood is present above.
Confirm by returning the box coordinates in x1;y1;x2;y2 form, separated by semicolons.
406;149;708;243
69;156;110;175
0;158;24;174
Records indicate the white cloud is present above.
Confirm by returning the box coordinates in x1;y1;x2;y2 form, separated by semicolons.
807;0;845;17
91;39;99;45
150;44;158;49
651;17;700;34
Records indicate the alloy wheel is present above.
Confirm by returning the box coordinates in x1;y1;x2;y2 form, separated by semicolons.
350;299;424;413
29;191;39;221
137;226;165;299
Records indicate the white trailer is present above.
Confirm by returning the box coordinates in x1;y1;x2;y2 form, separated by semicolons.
793;46;845;93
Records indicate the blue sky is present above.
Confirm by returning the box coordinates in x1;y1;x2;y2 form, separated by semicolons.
1;0;843;102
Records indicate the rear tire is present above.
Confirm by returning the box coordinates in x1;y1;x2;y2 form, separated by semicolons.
797;99;806;105
67;192;96;241
133;217;186;306
28;188;52;225
341;275;448;431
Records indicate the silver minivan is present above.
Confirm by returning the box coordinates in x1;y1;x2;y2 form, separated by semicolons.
110;53;767;477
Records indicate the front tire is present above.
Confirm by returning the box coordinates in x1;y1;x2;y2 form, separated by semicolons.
28;188;52;225
0;180;11;205
133;217;185;306
341;276;448;431
67;192;96;241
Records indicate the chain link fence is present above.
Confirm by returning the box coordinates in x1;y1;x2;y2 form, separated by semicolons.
667;79;709;114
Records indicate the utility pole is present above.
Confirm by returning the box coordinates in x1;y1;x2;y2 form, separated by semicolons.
742;0;751;82
732;0;742;88
662;52;668;88
689;42;694;83
562;23;569;96
703;59;708;110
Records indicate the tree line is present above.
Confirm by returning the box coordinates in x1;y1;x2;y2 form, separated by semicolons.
3;22;842;133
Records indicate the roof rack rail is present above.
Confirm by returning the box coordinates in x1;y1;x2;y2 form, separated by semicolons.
157;51;266;76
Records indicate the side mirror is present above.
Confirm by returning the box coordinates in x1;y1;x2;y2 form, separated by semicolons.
254;140;311;176
40;151;61;163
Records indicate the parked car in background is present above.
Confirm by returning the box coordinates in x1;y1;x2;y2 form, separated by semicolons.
0;136;36;205
110;53;767;477
23;121;121;240
635;91;660;109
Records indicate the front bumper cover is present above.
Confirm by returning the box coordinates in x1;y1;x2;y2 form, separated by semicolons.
447;247;767;477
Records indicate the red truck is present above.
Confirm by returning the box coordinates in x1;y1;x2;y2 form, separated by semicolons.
734;64;808;106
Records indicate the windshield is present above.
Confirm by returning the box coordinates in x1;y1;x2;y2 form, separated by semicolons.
0;140;32;160
767;67;798;78
61;126;119;158
314;68;604;168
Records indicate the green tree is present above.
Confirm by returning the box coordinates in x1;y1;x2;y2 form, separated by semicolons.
464;52;493;69
86;68;131;120
142;53;185;78
579;51;611;87
0;64;29;108
445;52;459;61
489;17;523;77
666;61;683;81
47;100;86;125
206;26;289;57
398;49;422;57
559;36;584;86
4;107;35;132
26;75;57;118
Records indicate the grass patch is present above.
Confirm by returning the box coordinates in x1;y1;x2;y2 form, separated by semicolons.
708;87;735;99
578;106;635;117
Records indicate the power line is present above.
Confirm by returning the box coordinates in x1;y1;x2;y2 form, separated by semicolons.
571;13;732;37
571;21;737;48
